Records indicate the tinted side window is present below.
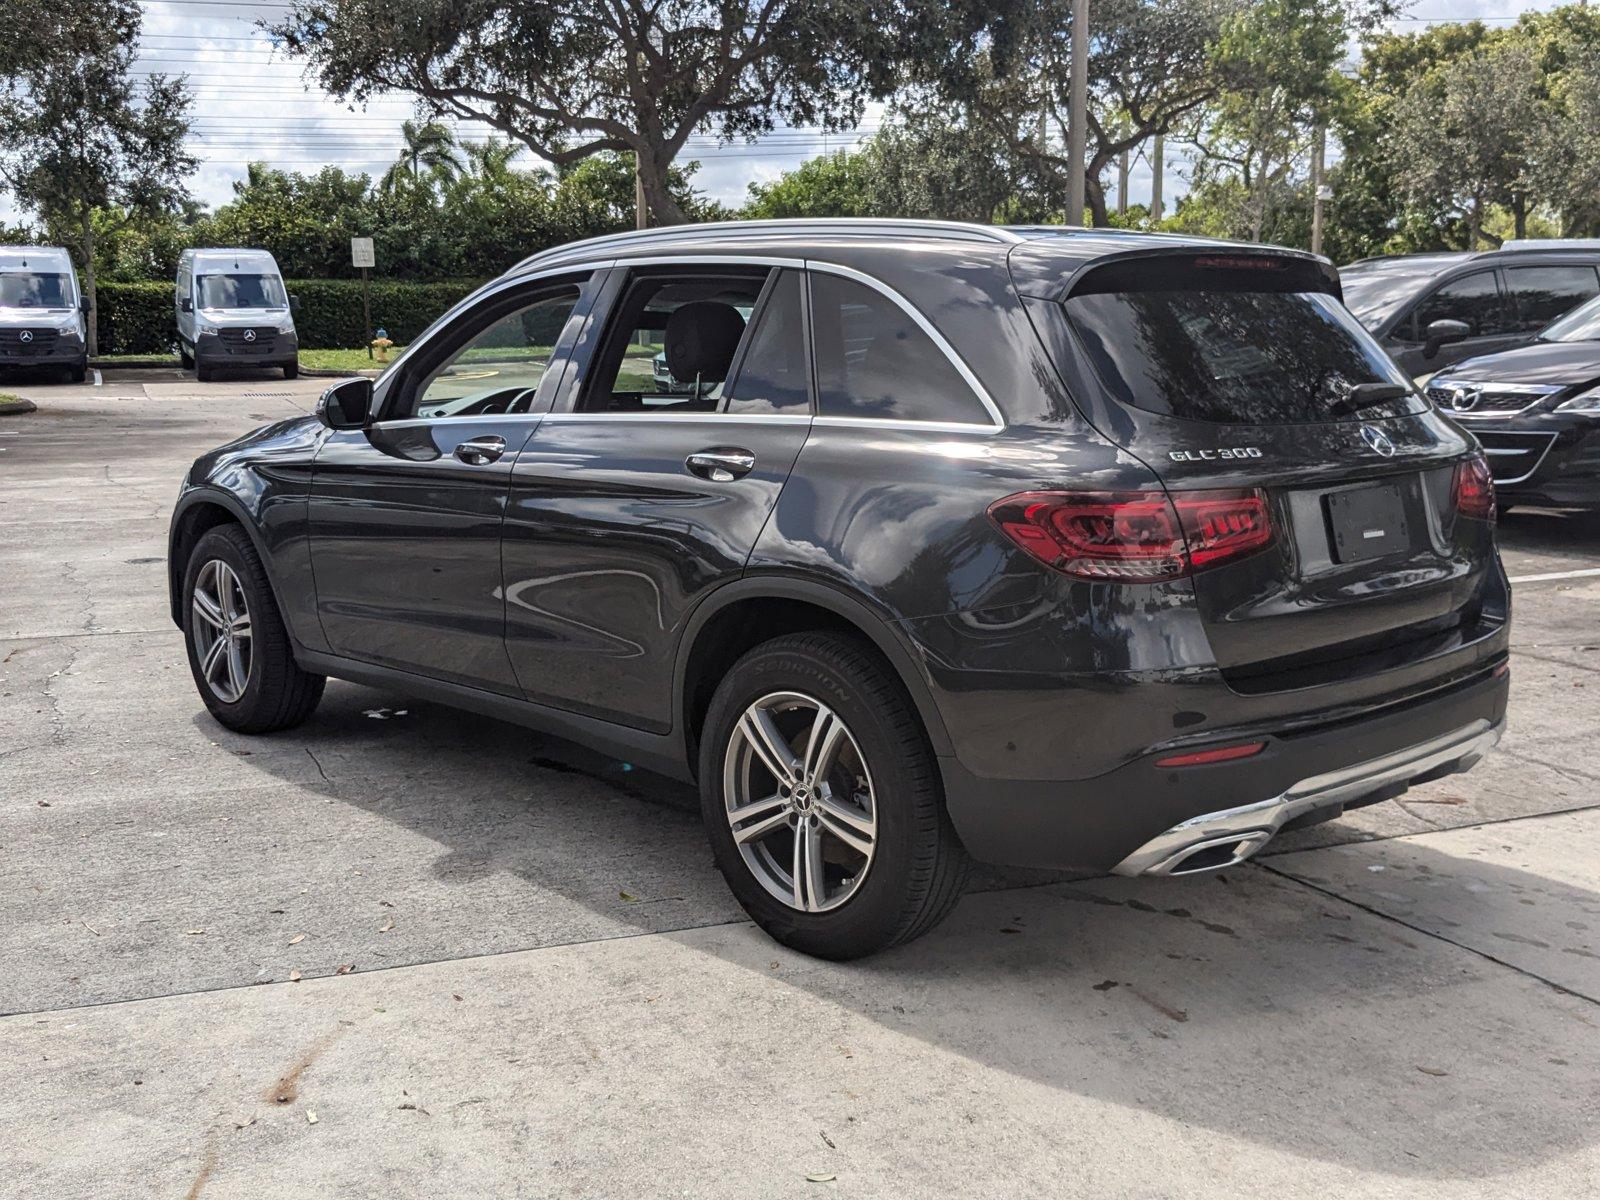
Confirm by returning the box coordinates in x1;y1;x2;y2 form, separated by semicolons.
1505;265;1600;332
399;287;578;420
1411;271;1506;338
723;270;810;416
809;272;989;424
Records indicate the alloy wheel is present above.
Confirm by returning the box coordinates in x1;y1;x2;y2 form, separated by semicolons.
722;690;878;912
190;559;253;703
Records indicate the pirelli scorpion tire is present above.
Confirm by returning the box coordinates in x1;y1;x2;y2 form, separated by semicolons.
698;631;969;960
182;524;325;734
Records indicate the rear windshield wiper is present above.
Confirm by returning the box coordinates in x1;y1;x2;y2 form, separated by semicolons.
1329;381;1411;416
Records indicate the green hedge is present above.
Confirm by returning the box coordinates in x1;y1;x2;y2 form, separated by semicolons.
93;278;484;355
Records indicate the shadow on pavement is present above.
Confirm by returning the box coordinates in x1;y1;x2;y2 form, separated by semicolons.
224;677;1600;1182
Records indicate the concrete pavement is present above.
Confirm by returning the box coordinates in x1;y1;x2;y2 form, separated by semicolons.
2;370;1598;1197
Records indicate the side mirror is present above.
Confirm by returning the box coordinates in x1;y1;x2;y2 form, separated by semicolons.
180;297;194;314
80;299;91;315
1423;318;1470;360
289;294;301;314
317;378;374;430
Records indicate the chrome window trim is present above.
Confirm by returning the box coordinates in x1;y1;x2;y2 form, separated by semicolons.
547;253;1005;432
541;411;813;425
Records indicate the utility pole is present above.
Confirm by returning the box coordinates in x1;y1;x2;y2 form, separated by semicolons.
1310;122;1328;256
1066;0;1088;225
1150;133;1165;222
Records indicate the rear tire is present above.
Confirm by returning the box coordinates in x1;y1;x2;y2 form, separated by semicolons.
698;632;969;959
180;346;194;370
182;524;325;733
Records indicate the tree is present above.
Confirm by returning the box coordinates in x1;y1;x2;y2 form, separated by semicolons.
0;0;193;355
937;0;1240;226
271;0;928;227
380;120;464;200
1391;42;1544;246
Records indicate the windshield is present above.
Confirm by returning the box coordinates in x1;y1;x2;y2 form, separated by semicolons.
1538;292;1600;342
1065;287;1423;425
1338;265;1439;329
198;273;286;309
0;272;73;309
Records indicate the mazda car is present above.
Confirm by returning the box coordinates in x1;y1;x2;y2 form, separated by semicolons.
169;219;1511;959
1427;291;1600;509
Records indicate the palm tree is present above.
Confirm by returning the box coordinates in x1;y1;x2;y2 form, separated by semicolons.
380;120;463;198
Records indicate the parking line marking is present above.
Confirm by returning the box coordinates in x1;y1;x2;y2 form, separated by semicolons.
1507;567;1600;584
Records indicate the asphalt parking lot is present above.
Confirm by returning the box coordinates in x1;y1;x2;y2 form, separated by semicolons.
3;369;1599;1198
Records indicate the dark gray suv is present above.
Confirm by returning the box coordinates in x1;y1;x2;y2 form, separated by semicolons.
169;220;1510;958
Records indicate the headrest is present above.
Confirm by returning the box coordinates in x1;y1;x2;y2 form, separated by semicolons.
664;301;746;384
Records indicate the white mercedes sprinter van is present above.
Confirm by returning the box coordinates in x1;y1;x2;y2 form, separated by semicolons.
176;248;299;380
0;246;88;382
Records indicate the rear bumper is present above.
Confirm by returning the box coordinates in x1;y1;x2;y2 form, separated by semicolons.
1112;716;1502;876
939;660;1509;872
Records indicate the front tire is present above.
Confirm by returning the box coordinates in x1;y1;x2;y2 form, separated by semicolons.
282;361;299;380
698;632;969;959
196;362;214;382
182;524;325;733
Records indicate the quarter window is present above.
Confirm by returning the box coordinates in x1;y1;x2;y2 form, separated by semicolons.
1504;265;1600;332
1409;271;1506;339
722;270;810;415
400;287;578;420
808;272;989;425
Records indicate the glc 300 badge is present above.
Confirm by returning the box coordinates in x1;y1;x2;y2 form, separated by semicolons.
1168;446;1264;462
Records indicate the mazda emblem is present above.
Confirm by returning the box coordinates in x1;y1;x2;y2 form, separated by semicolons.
18;330;32;343
1360;425;1397;457
1450;386;1481;412
243;329;257;343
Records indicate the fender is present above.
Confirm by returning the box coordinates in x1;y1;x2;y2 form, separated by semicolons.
167;485;322;652
672;572;955;761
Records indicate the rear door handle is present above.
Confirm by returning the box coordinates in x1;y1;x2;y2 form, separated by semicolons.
685;448;756;482
455;435;507;465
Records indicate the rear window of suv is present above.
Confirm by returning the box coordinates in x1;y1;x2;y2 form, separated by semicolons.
1063;260;1422;425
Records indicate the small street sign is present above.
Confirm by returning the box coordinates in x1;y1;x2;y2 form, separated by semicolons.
351;237;376;269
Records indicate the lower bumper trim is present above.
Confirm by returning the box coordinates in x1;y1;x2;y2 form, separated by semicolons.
1111;717;1505;877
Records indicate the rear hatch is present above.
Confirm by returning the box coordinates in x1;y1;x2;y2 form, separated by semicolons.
1020;248;1498;691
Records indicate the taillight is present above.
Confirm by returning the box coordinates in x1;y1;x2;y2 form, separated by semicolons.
988;489;1274;582
1454;455;1495;522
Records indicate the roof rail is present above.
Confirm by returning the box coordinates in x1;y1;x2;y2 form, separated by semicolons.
509;218;1025;275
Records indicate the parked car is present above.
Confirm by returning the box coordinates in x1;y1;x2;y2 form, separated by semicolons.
176;248;300;381
1340;244;1600;377
1426;291;1600;509
169;220;1510;958
0;245;88;382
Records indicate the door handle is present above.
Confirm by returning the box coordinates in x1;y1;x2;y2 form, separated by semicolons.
455;435;507;465
685;448;756;482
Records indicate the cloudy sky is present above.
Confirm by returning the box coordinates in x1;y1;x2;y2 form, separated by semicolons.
2;0;1573;225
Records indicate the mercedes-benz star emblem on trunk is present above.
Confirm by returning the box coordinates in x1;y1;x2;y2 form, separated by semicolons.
1360;425;1397;457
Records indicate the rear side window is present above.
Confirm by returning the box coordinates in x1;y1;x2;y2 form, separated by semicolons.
1505;264;1600;331
1410;271;1506;339
1065;287;1421;425
723;270;810;415
809;272;989;425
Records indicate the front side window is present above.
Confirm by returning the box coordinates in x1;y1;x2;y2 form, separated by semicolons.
809;273;989;424
399;287;578;420
1410;271;1505;339
198;273;287;310
1065;287;1421;425
1505;265;1600;332
581;271;766;414
0;272;73;309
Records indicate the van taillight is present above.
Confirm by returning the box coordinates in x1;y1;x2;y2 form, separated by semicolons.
988;489;1273;582
1454;455;1496;522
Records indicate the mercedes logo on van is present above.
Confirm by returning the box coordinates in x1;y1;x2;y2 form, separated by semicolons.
18;330;32;343
1360;425;1397;457
243;329;257;343
1450;385;1482;412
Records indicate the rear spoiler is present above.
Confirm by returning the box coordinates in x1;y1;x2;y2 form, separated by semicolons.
1009;243;1342;304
